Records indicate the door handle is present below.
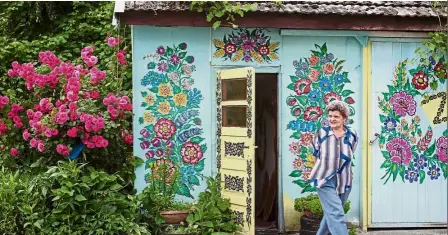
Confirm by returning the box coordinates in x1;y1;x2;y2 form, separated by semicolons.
369;133;380;145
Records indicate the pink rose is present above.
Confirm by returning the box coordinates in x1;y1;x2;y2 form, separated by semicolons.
70;112;78;121
0;96;9;105
44;129;53;137
10;148;19;157
23;129;31;141
55;112;69;124
69;102;77;111
67;91;79;102
56;144;70;156
90;91;99;99
123;135;133;145
30;138;38;148
37;142;45;152
14;121;23;129
34;111;43;120
107;36;121;47
116;50;127;65
67;127;78;138
89;56;98;66
101;139;109;148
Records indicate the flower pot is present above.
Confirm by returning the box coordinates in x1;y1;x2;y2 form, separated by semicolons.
160;210;190;224
299;215;322;235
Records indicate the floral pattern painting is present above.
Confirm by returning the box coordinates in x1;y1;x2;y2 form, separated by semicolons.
138;43;206;198
377;56;447;184
286;43;357;193
213;28;279;63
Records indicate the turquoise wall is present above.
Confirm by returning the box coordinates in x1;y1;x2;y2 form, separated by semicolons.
132;26;364;228
281;36;363;227
132;26;447;230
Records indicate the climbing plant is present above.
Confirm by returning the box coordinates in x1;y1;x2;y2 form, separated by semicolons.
415;1;448;71
189;1;258;29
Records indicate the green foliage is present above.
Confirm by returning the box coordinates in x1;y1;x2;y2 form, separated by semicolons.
41;161;148;234
349;224;358;235
0;162;149;235
0;2;147;234
294;193;350;218
164;223;200;234
137;185;166;235
0;2;131;80
0;2;74;40
189;1;258;29
415;1;448;69
0;167;47;234
185;176;241;235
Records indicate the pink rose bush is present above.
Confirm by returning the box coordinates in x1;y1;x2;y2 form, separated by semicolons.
0;35;132;161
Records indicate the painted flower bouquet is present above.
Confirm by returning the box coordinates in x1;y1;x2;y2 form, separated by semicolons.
286;43;357;193
213;28;279;63
377;56;447;184
139;42;206;198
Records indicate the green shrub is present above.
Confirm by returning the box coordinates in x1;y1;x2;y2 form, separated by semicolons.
39;161;149;234
185;176;241;235
0;167;46;234
349;224;358;235
294;193;350;218
0;161;149;235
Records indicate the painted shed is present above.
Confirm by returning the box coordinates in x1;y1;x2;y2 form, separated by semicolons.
115;1;448;233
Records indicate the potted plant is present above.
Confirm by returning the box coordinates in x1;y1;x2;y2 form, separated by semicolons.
184;176;242;235
160;200;193;224
294;193;350;235
158;176;242;235
140;160;193;226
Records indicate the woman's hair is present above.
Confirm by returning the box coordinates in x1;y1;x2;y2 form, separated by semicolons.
327;100;350;119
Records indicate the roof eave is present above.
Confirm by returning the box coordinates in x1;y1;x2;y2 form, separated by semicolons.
115;10;445;32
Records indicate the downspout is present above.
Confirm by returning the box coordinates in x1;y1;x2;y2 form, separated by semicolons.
277;69;285;233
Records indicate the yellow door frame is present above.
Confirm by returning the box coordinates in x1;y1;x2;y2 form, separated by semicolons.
361;41;372;231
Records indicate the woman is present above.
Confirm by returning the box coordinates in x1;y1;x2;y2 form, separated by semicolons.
308;100;358;235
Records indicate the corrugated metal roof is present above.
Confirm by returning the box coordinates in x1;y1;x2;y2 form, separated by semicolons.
124;1;444;18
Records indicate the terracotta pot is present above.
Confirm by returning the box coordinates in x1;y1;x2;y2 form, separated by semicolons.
160;210;190;224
